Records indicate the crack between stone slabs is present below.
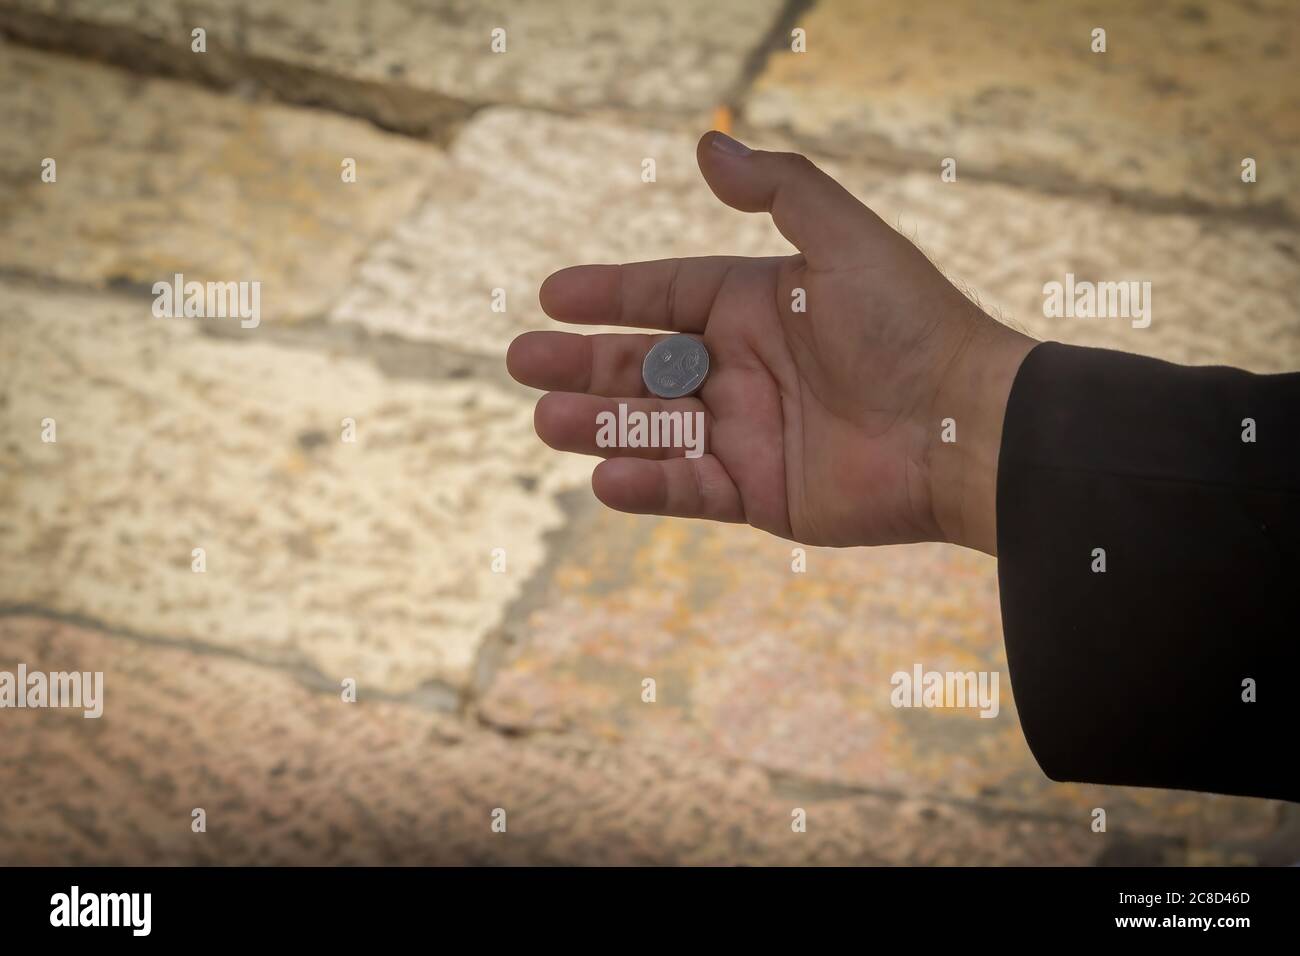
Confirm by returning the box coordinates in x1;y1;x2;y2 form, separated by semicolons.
465;676;1192;846
9;263;521;398
0;603;464;713
0;10;477;144
0;267;151;300
721;0;817;113
763;767;1191;850
198;316;525;393
454;712;1191;856
0;269;525;394
0;11;755;146
463;486;599;718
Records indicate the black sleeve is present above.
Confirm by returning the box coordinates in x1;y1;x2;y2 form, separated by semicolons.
996;341;1300;803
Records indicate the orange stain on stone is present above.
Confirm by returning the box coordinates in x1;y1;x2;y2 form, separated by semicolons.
711;105;733;135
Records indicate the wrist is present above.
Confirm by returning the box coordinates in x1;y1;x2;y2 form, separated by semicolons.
928;316;1037;555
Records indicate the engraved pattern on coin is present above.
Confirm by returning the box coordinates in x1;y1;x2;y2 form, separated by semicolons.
642;335;710;399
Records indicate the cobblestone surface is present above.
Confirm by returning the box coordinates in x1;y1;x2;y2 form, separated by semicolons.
1;1;1296;866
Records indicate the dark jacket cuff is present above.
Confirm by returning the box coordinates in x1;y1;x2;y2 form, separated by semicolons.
996;342;1299;802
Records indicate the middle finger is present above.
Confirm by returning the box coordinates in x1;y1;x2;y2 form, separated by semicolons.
507;330;679;397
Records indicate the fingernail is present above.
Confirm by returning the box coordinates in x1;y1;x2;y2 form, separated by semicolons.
710;131;752;156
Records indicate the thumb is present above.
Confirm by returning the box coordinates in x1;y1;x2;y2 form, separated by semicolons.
696;131;885;268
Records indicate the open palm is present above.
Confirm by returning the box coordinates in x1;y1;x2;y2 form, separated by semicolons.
507;133;1031;551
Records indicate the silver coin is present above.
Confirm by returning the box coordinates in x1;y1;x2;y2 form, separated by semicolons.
642;335;710;399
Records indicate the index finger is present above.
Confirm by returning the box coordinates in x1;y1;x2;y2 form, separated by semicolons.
539;257;750;333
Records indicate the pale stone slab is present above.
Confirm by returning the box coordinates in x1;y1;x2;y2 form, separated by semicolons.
0;46;442;321
0;0;787;121
333;108;1299;372
747;0;1300;218
0;615;1127;865
0;280;586;694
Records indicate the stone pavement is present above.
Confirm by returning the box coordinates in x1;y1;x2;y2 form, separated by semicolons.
1;1;1297;865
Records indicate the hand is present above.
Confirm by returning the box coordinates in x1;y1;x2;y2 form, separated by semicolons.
507;132;1036;554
